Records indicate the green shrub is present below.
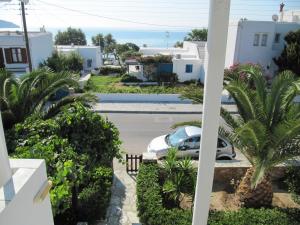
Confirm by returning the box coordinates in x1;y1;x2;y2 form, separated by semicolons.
99;66;126;75
158;72;178;85
40;51;84;72
56;102;122;166
208;208;300;225
121;74;143;83
137;164;300;225
6;103;121;224
285;166;300;204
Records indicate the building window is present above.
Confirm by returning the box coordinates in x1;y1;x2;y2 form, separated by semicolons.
4;48;27;64
185;64;193;73
261;34;268;46
253;33;260;46
274;33;281;43
87;59;92;68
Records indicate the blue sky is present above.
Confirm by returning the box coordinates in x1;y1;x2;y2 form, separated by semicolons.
0;0;300;31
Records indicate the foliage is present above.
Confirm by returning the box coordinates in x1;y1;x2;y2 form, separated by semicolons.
121;74;143;83
56;102;122;165
220;67;300;188
99;66;126;75
0;68;94;129
115;42;139;56
120;50;142;62
85;75;201;94
171;120;202;129
103;33;117;57
91;33;105;49
137;164;299;225
41;51;84;73
208;208;300;225
6;103;121;224
274;29;300;76
179;84;204;104
162;149;196;206
184;28;208;41
284;166;300;204
138;54;173;64
174;41;183;48
158;72;178;85
55;27;87;45
137;163;192;225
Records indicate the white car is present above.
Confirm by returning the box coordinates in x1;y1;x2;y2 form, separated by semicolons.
147;126;236;160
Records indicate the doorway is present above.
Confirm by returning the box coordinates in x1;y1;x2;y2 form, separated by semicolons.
0;48;5;69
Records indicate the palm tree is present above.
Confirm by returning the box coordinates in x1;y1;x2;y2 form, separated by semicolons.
221;67;300;207
0;68;95;129
184;29;208;42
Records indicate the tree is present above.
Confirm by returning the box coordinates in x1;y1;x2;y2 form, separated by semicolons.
0;68;95;129
221;67;300;207
184;28;208;41
274;29;300;76
174;41;183;48
91;33;105;50
103;33;117;58
55;27;87;45
41;51;84;73
115;43;140;63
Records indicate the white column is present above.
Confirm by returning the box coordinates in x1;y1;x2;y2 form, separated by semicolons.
192;1;231;225
0;113;12;187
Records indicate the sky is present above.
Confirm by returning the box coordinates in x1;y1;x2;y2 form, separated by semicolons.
0;0;300;31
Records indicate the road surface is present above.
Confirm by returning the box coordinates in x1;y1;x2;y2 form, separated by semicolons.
101;113;204;154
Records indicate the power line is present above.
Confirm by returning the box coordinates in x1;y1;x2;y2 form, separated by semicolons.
34;0;203;29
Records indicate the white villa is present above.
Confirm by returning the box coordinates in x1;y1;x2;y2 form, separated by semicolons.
0;31;53;75
131;18;300;83
225;19;300;77
56;45;103;72
128;41;206;82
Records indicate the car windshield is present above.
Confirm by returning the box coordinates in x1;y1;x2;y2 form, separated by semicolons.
166;127;189;146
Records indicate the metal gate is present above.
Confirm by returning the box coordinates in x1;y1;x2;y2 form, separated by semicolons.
126;154;143;173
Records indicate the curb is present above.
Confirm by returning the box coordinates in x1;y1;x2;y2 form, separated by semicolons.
93;109;238;114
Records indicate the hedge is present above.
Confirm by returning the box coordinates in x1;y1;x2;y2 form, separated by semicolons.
121;74;143;83
99;66;126;75
137;163;300;225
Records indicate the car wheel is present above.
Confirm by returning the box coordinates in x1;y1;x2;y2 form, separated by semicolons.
217;156;232;160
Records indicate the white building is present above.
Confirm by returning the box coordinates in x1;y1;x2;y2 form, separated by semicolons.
0;31;53;75
225;20;300;77
132;41;206;82
281;9;300;23
56;45;103;72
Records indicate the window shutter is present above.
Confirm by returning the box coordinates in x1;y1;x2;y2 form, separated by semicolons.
21;48;28;63
4;49;12;64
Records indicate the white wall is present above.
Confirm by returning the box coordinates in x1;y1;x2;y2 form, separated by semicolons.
173;58;202;82
30;33;53;69
0;159;54;225
57;46;103;71
225;20;300;76
282;10;300;23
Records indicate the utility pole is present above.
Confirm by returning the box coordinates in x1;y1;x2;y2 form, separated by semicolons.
20;0;32;72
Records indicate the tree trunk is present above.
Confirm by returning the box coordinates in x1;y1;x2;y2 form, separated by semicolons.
236;168;273;208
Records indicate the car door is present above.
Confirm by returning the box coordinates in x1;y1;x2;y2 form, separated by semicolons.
216;138;228;158
178;136;200;158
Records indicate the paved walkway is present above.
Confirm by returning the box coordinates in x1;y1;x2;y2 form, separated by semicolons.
105;159;141;225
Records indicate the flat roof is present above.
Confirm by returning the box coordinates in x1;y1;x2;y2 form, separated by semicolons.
0;31;51;37
56;45;99;49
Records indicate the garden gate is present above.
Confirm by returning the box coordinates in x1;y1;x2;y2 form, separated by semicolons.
126;154;143;173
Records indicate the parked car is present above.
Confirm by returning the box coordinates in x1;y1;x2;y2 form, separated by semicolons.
147;126;236;160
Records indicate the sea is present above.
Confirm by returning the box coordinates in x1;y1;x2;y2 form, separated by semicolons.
46;28;188;48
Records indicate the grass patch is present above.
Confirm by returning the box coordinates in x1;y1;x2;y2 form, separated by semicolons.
85;75;202;94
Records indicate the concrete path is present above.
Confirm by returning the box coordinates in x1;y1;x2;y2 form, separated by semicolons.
93;103;238;114
105;159;141;225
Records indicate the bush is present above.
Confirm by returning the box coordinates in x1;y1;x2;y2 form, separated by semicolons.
158;72;178;85
137;163;192;225
40;51;84;72
121;74;143;83
137;164;300;225
285;166;300;204
6;103;121;224
99;66;126;75
208;208;300;225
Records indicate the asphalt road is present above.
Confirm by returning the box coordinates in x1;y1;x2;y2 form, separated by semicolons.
101;113;204;154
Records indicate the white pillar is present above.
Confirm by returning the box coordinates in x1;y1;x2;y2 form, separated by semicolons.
192;1;231;225
0;113;12;187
